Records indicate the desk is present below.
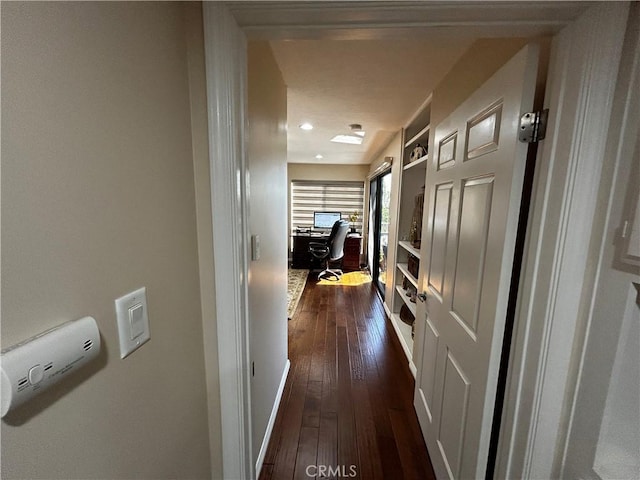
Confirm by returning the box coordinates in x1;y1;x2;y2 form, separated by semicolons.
291;233;362;270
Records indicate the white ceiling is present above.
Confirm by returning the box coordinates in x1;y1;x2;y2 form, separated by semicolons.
230;1;590;166
269;37;475;165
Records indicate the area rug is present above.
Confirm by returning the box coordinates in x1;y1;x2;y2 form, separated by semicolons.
317;270;372;286
287;269;309;319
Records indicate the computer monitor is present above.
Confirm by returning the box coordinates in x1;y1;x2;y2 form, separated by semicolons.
313;211;341;230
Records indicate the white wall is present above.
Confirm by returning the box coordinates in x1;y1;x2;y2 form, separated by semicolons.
1;2;212;478
247;41;289;467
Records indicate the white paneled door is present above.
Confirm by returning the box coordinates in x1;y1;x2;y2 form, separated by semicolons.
413;45;539;479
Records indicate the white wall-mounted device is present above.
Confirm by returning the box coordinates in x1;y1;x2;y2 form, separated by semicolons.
1;316;101;418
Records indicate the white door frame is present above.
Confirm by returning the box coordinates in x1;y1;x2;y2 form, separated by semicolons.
202;2;629;478
496;3;630;478
202;3;253;479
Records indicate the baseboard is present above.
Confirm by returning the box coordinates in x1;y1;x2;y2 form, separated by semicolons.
409;360;417;377
255;359;290;478
382;298;392;318
386;306;417;379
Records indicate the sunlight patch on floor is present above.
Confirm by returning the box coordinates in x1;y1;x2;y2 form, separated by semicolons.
318;271;372;286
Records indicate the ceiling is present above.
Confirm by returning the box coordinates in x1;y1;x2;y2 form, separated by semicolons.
230;1;591;166
270;37;475;165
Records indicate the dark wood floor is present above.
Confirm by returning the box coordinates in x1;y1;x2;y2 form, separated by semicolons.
260;274;435;480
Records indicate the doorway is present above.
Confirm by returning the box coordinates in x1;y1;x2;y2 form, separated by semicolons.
203;3;627;478
368;170;392;296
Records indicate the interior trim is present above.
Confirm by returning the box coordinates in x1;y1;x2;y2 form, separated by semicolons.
496;3;630;478
227;1;591;40
255;360;291;477
203;2;623;478
202;3;253;479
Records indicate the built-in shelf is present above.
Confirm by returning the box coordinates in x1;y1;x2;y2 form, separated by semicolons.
396;263;418;288
385;94;431;374
395;285;417;316
398;240;421;259
403;154;429;171
404;124;430;148
390;313;414;371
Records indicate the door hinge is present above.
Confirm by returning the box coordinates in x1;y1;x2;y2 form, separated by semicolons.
519;109;549;143
252;361;255;377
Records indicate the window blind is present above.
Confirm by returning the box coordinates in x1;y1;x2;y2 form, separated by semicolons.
291;180;365;234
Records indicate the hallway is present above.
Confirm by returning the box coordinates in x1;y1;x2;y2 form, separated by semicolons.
260;275;435;479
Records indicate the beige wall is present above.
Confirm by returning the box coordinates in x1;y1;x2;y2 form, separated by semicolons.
1;3;212;479
431;37;551;129
288;163;370;183
247;41;289;466
367;139;400;178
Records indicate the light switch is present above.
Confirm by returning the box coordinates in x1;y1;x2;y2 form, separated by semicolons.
115;287;150;359
128;304;145;340
251;234;260;261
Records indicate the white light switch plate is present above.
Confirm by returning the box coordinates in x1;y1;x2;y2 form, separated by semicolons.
115;287;150;359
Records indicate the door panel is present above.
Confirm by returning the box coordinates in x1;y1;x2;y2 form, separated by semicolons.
451;176;494;338
428;183;453;298
465;102;502;160
418;318;440;422
438;350;471;479
438;132;458;170
414;45;539;479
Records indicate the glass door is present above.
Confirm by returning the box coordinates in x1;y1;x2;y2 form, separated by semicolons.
369;170;392;295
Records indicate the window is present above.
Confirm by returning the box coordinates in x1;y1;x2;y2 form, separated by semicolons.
290;180;365;234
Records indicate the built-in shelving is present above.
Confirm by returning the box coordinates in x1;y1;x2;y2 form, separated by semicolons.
390;313;414;370
395;285;417;315
404;125;430;148
403;154;429;171
398;240;421;258
396;263;418;288
386;94;432;376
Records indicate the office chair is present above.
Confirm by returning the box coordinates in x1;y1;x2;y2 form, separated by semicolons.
309;219;350;280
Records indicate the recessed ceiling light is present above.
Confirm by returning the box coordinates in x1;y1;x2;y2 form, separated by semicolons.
315;154;324;159
331;134;363;145
299;123;313;131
